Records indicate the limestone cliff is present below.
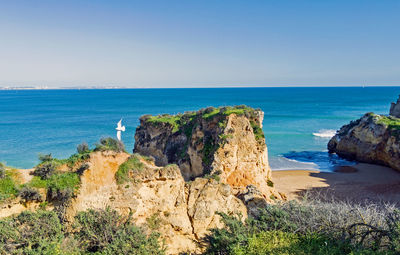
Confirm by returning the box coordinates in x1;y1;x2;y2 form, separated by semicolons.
66;151;247;254
134;105;275;197
0;105;282;254
328;113;400;171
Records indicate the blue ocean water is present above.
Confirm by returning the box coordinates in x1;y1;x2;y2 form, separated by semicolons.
0;87;399;170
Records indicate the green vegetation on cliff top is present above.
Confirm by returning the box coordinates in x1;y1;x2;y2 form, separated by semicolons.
376;115;400;130
366;113;400;138
144;105;265;142
0;138;126;204
115;154;145;184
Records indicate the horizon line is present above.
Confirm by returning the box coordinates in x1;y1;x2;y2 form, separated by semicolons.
1;85;400;90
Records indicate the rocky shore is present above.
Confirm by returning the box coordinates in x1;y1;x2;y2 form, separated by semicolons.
328;97;400;171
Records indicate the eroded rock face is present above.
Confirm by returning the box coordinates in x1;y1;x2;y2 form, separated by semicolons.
66;151;247;254
134;106;277;199
328;113;400;171
390;95;400;118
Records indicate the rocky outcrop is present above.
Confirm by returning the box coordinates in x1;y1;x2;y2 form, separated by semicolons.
390;95;400;118
134;106;277;199
1;105;282;254
66;151;247;254
328;113;400;171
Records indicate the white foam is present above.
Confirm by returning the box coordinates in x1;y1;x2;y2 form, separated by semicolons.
270;156;320;171
312;129;336;138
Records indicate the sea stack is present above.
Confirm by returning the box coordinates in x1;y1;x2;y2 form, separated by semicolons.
390;95;400;117
134;105;274;197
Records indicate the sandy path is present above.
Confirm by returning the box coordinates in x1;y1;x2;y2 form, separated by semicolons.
272;163;400;204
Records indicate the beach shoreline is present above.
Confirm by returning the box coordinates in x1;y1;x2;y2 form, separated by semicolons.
272;163;400;204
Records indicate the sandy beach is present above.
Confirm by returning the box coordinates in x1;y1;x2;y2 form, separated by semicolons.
272;163;400;204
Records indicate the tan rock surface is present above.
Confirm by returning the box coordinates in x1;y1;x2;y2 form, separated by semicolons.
65;151;247;254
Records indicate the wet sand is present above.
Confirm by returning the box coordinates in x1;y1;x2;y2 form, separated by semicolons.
272;163;400;204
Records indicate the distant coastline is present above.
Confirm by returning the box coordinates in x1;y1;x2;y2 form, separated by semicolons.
1;85;400;90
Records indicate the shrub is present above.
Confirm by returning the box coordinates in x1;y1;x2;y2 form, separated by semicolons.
73;207;164;254
205;199;400;254
47;172;80;202
231;230;361;255
38;153;53;162
115;154;144;184
95;137;125;153
19;186;42;202
65;152;91;168
0;210;63;254
77;142;90;154
0;163;5;179
0;172;19;201
76;162;90;175
33;161;58;179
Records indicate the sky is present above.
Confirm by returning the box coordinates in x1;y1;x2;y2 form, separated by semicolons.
0;0;399;88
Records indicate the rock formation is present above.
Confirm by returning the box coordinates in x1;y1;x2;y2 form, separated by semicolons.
390;95;400;117
66;151;247;254
134;105;276;198
0;105;282;254
328;112;400;171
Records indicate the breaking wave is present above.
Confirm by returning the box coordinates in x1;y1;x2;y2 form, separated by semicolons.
312;129;336;138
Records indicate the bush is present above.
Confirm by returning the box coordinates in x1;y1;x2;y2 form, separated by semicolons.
19;186;42;202
0;210;63;254
73;207;165;254
0;163;5;179
33;161;58;179
0;172;19;201
46;172;80;202
95;137;125;153
205;199;400;254
77;142;90;154
38;153;53;162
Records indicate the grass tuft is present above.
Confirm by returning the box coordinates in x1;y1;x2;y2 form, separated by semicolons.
115;154;145;184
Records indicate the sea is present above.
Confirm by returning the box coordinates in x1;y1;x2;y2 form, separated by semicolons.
1;87;399;170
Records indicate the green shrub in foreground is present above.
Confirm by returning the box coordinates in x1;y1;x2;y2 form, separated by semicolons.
0;210;63;254
0;208;165;255
205;200;400;254
73;207;165;254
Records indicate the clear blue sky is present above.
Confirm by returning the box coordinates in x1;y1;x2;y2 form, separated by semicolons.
0;0;399;87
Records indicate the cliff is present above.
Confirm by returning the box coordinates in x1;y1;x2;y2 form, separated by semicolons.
328;112;400;171
66;151;247;254
134;105;275;198
0;105;282;254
